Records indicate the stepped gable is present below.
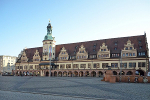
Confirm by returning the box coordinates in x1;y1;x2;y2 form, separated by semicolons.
55;35;146;57
24;47;43;61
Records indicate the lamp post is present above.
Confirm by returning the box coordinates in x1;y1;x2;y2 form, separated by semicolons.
120;50;122;82
49;45;52;77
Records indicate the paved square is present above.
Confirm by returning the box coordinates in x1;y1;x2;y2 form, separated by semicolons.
0;76;150;100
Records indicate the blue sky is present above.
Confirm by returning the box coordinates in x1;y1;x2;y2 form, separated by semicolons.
0;0;150;57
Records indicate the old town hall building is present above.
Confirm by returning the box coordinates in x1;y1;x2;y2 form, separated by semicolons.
14;22;149;77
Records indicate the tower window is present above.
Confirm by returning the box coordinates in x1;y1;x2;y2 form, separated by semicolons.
139;46;142;49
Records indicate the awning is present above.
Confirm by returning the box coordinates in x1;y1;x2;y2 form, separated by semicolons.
39;63;55;66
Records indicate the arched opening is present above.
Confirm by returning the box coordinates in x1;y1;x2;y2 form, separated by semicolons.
98;71;103;77
136;70;145;76
126;71;133;75
54;71;57;77
68;71;72;77
113;71;117;75
58;71;62;77
74;71;78;77
85;71;89;77
63;71;67;77
46;71;49;76
79;71;83;77
119;71;125;75
91;71;96;77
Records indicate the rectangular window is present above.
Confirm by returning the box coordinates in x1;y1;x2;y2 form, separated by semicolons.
133;53;135;56
123;53;125;57
129;62;136;68
102;63;108;68
94;64;97;68
129;53;132;56
111;63;118;68
120;63;127;68
126;53;128;56
138;62;141;67
66;64;71;68
60;64;65;69
93;63;99;68
129;63;132;67
88;63;91;68
30;65;33;69
130;47;132;50
138;62;145;67
80;64;86;68
142;62;145;67
73;64;78;68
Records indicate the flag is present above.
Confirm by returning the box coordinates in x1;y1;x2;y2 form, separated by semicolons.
49;45;52;58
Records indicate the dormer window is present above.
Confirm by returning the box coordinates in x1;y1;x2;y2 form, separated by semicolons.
140;46;142;49
114;47;117;50
139;40;141;43
130;47;132;50
97;43;110;59
93;44;96;48
115;42;117;45
76;45;88;60
93;49;95;52
59;47;69;61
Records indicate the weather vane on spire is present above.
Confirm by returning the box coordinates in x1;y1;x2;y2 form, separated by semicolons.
49;19;51;23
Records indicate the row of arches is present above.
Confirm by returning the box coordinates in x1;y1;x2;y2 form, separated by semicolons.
46;71;103;77
14;69;145;77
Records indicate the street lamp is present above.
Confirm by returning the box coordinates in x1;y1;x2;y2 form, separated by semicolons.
120;50;122;82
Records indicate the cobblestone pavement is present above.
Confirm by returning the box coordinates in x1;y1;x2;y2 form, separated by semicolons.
0;76;150;100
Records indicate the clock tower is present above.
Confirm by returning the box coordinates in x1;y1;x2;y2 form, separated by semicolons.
42;21;56;60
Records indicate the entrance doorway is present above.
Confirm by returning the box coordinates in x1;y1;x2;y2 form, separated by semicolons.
46;71;49;76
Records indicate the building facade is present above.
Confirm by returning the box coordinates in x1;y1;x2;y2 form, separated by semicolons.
14;22;149;77
0;55;17;75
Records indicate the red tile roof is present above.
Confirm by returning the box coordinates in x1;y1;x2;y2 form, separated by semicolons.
17;34;147;62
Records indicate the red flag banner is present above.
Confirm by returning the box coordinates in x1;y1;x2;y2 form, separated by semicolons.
49;45;52;58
